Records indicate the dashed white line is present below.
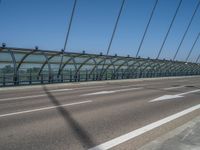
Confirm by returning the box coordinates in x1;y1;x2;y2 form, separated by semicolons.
164;86;185;90
49;89;73;92
0;88;73;102
88;104;200;150
0;100;92;118
81;87;143;96
0;94;48;102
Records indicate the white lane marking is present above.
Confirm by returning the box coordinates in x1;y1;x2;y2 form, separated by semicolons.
164;86;185;90
150;89;200;102
150;95;183;102
88;104;200;150
82;91;116;96
178;89;200;96
0;88;73;102
0;100;92;118
0;86;139;102
49;88;73;92
120;84;146;88
0;94;48;102
81;87;143;96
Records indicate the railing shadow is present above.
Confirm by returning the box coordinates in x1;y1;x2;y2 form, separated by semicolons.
42;86;97;149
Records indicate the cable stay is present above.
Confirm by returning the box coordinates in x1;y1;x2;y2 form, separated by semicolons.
195;54;200;63
156;0;182;59
99;0;126;79
136;0;159;58
185;32;200;62
63;0;78;51
59;0;78;77
173;0;200;61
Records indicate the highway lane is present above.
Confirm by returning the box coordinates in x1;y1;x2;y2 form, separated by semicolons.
0;77;200;150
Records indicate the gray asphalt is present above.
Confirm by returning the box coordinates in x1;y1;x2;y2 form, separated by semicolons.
0;77;200;150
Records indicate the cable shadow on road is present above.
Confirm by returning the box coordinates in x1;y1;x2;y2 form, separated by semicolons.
42;85;97;149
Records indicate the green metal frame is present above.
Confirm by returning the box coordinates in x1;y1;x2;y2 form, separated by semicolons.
1;46;200;86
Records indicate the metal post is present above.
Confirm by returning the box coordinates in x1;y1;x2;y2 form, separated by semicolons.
70;69;72;82
3;72;5;86
60;73;63;82
41;74;43;84
29;70;32;85
85;69;88;81
78;71;80;82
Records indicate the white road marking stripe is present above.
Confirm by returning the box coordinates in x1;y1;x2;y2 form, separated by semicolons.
0;94;47;102
178;89;200;96
81;87;143;96
0;88;73;102
164;86;185;90
89;104;200;150
0;86;139;102
0;100;92;118
82;91;116;96
120;84;146;88
150;89;200;102
150;95;183;102
49;89;73;92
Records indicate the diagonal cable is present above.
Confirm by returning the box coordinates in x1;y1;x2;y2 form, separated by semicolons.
173;0;200;61
99;0;126;79
156;0;182;59
58;0;78;77
195;54;200;63
136;0;159;58
185;32;200;62
63;0;78;51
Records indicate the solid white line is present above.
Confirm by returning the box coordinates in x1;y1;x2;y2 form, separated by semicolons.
81;87;143;96
88;104;200;150
164;86;185;90
0;100;92;118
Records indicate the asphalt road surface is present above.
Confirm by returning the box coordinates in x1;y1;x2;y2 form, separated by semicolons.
0;77;200;150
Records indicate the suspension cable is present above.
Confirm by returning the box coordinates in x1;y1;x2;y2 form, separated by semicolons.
58;0;77;77
173;0;200;61
195;54;200;63
156;0;182;59
136;0;159;58
63;0;77;51
100;0;126;79
185;32;200;62
106;0;126;55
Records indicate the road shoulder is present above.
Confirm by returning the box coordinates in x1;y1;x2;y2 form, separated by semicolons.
139;115;200;150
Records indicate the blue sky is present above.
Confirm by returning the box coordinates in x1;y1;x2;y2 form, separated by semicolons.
0;0;200;62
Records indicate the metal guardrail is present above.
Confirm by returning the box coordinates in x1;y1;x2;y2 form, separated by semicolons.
0;46;200;87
